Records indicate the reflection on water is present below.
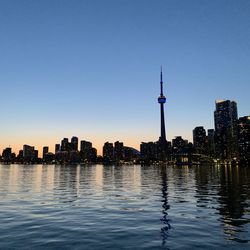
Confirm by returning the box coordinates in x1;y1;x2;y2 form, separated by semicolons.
217;166;250;243
0;164;249;249
160;167;171;247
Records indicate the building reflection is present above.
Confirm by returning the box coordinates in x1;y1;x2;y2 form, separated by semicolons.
193;164;250;241
55;165;79;203
1;163;250;247
113;165;124;190
160;166;171;246
102;165;115;192
33;165;43;192
132;165;142;193
8;165;19;192
45;164;55;190
94;165;103;194
217;165;250;241
194;165;217;207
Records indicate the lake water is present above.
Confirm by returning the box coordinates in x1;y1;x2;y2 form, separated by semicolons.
0;164;249;249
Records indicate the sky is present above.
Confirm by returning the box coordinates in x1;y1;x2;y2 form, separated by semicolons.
0;0;250;155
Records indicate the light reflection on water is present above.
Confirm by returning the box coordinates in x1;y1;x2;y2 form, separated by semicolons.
0;164;249;249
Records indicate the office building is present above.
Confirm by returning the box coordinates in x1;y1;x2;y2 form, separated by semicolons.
207;129;215;157
2;148;13;162
23;145;37;162
55;144;60;153
71;136;78;151
172;136;188;154
140;142;157;161
238;116;250;164
61;138;69;151
193;126;206;154
114;141;124;161
103;142;114;162
214;100;238;160
43;146;49;159
80;140;92;162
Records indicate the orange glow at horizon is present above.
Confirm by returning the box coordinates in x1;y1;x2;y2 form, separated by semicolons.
0;136;142;157
0;131;193;157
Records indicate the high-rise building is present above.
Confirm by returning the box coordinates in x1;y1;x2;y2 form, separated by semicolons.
89;147;97;162
55;144;60;153
17;150;23;162
80;140;92;161
207;129;215;157
140;142;157;161
34;150;39;159
172;136;188;154
103;142;114;162
80;140;92;152
71;136;78;151
43;146;49;159
61;138;69;151
238;116;250;165
214;100;238;160
2;147;12;162
114;141;124;161
193;126;206;154
23;145;37;162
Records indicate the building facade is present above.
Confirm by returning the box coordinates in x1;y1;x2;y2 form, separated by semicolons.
71;136;78;151
238;116;250;165
103;142;114;162
214;100;238;161
193;126;206;154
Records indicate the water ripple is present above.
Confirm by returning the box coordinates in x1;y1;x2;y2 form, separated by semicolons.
0;164;249;249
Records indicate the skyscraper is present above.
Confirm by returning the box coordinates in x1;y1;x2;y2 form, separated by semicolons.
43;146;49;159
71;136;78;151
103;142;114;162
214;100;238;161
238;116;250;165
172;136;188;154
2;148;13;162
114;141;124;162
193;126;206;154
140;142;157;162
23;144;37;162
61;138;69;151
207;129;215;157
80;140;92;162
55;144;60;153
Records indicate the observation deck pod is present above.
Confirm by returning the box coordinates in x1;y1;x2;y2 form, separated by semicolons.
158;96;166;104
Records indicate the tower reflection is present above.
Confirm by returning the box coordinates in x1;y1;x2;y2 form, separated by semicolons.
160;166;171;246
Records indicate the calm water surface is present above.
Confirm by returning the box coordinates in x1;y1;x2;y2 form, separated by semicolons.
0;164;250;249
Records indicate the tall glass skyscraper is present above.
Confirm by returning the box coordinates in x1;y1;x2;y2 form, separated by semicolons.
214;100;238;161
238;116;250;164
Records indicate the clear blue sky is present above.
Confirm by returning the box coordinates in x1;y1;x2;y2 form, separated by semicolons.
1;0;250;154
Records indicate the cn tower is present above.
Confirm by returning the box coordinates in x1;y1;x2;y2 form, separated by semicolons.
158;68;167;145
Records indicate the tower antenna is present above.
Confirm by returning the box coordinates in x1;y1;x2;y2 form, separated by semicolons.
160;66;163;96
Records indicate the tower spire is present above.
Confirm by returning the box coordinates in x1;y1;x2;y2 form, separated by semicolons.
160;66;163;96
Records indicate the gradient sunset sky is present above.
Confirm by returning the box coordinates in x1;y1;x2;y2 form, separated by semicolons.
1;0;250;155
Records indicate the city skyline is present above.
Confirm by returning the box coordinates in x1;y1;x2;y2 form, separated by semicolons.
1;0;250;155
1;97;248;160
1;2;250;249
